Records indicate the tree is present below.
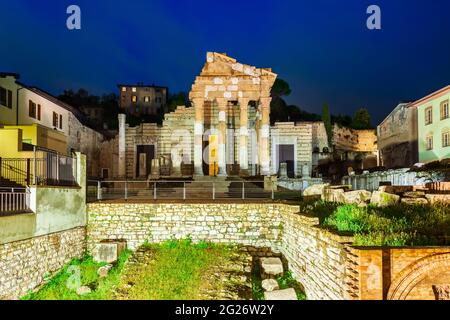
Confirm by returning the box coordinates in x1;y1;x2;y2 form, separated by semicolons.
270;78;292;99
168;92;189;112
351;108;372;129
322;103;333;146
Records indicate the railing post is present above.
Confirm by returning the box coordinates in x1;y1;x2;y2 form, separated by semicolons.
183;182;186;200
154;182;157;200
271;181;275;200
33;145;37;185
56;153;60;184
242;181;245;200
124;181;128;200
26;158;30;185
212;182;215;200
0;157;2;178
97;181;102;200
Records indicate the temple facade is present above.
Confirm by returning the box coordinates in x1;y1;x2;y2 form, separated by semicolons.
101;52;332;180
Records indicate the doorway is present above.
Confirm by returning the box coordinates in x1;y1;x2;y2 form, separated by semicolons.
277;144;295;178
135;145;155;178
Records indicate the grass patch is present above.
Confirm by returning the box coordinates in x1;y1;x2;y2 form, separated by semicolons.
277;271;306;300
117;239;232;300
22;249;132;300
322;203;450;246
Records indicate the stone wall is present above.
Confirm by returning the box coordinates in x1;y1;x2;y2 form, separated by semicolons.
86;202;354;300
377;103;418;168
342;168;446;192
348;247;450;300
0;226;86;299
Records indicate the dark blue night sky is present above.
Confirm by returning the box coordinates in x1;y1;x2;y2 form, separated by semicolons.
1;0;449;124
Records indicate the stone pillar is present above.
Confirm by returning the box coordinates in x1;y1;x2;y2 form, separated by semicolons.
239;98;249;175
259;97;271;176
216;98;227;176
193;98;204;176
118;114;126;178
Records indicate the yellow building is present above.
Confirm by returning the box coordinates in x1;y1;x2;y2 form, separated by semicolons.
0;124;67;159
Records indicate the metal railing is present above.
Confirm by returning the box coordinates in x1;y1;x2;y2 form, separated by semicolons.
87;180;302;202
0;187;31;215
0;148;77;187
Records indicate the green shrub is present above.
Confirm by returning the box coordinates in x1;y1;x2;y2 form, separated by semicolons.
320;202;450;246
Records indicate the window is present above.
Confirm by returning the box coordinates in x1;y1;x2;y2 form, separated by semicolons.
144;96;150;102
0;86;12;108
59;114;63;129
101;168;109;179
53;112;59;128
425;107;433;125
441;100;449;120
426;135;433;150
132;87;137;92
443;131;450;148
37;104;41;120
131;96;137;103
121;87;127;92
29;100;37;118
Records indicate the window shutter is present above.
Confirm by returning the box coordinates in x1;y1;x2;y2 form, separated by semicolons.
37;105;41;120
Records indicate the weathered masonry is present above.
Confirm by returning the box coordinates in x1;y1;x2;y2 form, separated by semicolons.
86;202;450;300
105;52;331;180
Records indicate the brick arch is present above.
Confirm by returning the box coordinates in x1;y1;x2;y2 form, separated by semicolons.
387;253;450;300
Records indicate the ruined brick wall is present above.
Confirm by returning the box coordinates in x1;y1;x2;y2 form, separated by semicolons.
377;103;418;168
350;247;450;300
67;113;105;178
0;227;85;300
86;202;354;300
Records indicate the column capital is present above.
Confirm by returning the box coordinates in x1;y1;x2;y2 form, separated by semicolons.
215;97;228;108
238;98;250;108
191;98;204;108
259;96;271;107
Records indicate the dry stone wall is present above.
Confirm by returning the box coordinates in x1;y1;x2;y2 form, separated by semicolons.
86;202;354;300
0;227;85;299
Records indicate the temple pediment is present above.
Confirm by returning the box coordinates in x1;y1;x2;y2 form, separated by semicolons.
190;52;277;101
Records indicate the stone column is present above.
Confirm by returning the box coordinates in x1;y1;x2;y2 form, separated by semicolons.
239;98;249;175
259;97;271;176
216;98;227;176
193;98;204;176
118;114;126;178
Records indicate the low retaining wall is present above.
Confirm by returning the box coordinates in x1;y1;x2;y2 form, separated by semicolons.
87;202;354;300
0;226;85;299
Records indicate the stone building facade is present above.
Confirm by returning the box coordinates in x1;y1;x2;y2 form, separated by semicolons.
118;83;168;116
377;102;418;168
332;124;378;169
103;52;337;180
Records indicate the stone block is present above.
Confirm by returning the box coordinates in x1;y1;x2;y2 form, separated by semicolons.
343;190;372;205
379;185;413;194
425;194;450;205
322;188;346;203
76;286;91;296
264;288;297;300
403;191;426;198
262;279;279;292
92;240;127;263
303;183;330;196
371;191;400;207
260;257;283;278
97;264;113;278
401;198;429;205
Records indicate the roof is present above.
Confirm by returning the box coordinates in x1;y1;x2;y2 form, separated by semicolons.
0;72;20;79
378;102;412;127
410;85;450;108
117;83;168;89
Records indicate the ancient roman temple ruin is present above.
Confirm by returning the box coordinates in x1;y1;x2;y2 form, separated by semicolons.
106;52;328;180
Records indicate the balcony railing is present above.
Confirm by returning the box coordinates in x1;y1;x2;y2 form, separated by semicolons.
0;147;77;187
0;187;30;215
